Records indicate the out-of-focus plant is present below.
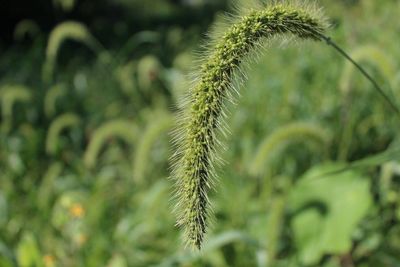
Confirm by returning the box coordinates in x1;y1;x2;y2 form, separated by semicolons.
13;20;40;41
44;84;67;118
84;120;138;169
46;113;80;155
133;111;172;184
248;122;331;177
0;85;32;133
0;0;400;266
43;21;103;83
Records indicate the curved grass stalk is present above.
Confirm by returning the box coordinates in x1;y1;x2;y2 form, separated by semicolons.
248;122;331;177
357;112;385;136
13;19;40;41
84;120;138;169
115;61;137;96
0;85;32;133
337;45;397;160
53;0;76;12
44;84;67;117
171;0;399;249
133;112;173;184
116;31;160;63
171;1;328;249
320;37;400;117
266;175;291;264
137;55;161;92
0;85;32;119
339;45;396;95
37;162;64;210
43;21;103;82
379;162;397;205
308;142;400;181
46;113;81;155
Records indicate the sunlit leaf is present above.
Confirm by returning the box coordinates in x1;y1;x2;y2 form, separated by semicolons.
289;163;372;265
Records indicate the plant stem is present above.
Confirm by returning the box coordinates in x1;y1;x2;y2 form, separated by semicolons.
318;33;400;119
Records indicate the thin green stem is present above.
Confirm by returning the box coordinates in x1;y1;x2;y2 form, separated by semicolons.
318;33;400;120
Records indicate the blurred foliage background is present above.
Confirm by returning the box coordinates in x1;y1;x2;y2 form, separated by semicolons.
1;0;400;266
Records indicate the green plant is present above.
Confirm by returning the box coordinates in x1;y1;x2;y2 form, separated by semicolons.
53;0;76;12
16;232;44;267
0;85;32;133
13;19;40;41
337;45;397;160
171;1;328;249
0;191;7;227
137;55;161;92
265;176;291;265
44;84;67;118
133;112;172;184
114;61;137;96
339;45;396;96
37;162;64;211
248;122;331;177
83;120;138;169
46;113;81;155
43;21;103;82
2;0;400;265
115;31;160;63
289;163;372;265
170;0;400;250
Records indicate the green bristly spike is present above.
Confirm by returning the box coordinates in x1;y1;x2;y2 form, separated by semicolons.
170;1;399;250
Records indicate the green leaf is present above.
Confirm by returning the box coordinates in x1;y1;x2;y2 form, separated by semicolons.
107;254;127;267
289;163;372;265
16;232;44;267
158;231;259;267
0;257;13;267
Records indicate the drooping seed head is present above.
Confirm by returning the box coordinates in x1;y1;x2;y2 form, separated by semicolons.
171;1;328;249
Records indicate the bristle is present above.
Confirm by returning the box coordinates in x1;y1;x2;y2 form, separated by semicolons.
170;0;328;249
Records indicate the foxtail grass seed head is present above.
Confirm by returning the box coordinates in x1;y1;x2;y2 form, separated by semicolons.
46;113;80;155
170;1;328;249
43;21;102;83
84;120;138;169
